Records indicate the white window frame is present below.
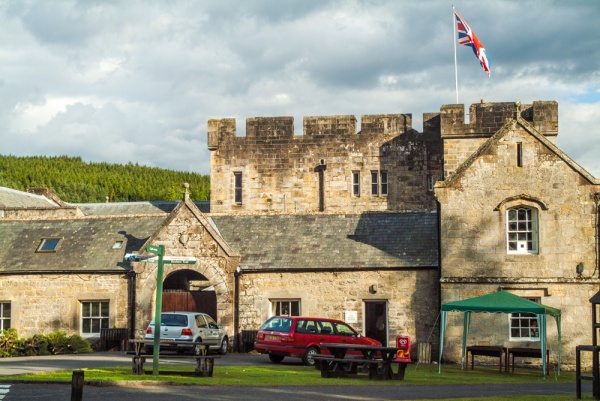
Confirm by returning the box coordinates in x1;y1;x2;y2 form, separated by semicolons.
371;171;388;196
0;302;10;331
271;300;301;317
81;301;109;337
506;206;539;254
509;297;540;341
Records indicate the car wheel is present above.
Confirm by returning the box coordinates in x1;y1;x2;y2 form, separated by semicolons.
268;354;285;363
302;346;318;366
218;337;228;355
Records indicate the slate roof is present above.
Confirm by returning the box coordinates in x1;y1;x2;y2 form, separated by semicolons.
0;187;59;209
0;216;164;273
210;212;439;271
74;201;210;216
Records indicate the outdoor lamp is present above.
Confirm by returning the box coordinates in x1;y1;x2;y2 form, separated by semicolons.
576;262;584;278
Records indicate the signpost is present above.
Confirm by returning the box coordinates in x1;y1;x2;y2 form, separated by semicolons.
124;247;196;376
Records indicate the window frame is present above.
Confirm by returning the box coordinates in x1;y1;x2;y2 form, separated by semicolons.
380;171;388;196
352;171;360;197
80;300;110;337
234;172;243;204
506;206;539;254
0;302;10;331
509;297;540;342
36;238;62;253
271;299;301;317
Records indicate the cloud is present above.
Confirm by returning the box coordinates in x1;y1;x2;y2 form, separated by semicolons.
0;0;598;177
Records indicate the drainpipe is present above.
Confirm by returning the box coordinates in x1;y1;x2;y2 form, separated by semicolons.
234;266;241;352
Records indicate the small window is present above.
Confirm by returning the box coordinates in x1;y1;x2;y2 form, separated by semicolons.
380;171;388;196
427;175;434;192
234;172;243;204
509;297;540;341
81;301;109;336
352;172;360;197
36;238;61;253
517;142;523;167
272;300;300;316
0;303;11;330
371;171;379;196
112;241;124;249
507;207;539;254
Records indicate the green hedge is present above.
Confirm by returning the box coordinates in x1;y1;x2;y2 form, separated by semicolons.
0;329;93;357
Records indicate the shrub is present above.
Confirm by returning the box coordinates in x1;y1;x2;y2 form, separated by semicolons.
0;329;92;357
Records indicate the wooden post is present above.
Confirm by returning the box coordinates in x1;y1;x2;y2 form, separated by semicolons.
71;370;84;401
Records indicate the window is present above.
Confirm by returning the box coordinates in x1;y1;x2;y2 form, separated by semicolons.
0;303;10;330
36;238;61;253
272;300;300;316
517;142;523;167
234;172;243;204
427;175;434;192
112;241;123;249
371;171;388;196
380;171;388;196
507;207;538;254
81;301;109;336
509;298;540;341
371;171;379;196
352;172;360;197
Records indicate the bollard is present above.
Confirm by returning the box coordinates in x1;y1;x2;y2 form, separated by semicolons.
71;370;84;401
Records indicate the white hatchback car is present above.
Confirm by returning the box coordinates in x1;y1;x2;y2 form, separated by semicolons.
144;312;228;355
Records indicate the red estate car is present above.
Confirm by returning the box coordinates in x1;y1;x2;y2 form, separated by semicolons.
254;316;381;366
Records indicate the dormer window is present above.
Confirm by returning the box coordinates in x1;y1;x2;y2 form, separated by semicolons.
37;238;61;253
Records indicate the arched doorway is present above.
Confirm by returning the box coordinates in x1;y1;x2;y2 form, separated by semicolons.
162;269;217;320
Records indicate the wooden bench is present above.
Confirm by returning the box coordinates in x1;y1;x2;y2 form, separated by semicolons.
127;352;220;377
466;346;507;372
507;347;550;375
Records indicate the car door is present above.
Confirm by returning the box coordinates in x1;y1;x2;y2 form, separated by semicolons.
199;314;221;346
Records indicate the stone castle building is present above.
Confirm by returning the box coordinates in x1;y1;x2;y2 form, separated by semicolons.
0;100;598;369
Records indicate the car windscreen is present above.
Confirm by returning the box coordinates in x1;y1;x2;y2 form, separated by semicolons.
259;317;293;333
160;314;189;327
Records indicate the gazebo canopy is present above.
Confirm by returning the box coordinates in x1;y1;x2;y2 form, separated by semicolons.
438;291;561;376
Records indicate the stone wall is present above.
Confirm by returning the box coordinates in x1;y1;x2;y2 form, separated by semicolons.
441;101;558;177
0;273;128;338
237;269;439;354
208;114;442;214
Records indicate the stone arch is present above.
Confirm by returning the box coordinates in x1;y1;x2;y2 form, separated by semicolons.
494;194;548;211
134;256;235;338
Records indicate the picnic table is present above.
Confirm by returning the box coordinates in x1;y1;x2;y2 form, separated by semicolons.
128;339;219;376
313;343;407;380
465;345;507;372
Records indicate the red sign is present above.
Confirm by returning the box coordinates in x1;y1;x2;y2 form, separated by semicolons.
395;336;411;362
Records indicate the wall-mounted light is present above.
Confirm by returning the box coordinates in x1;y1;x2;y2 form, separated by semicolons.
369;284;378;294
577;262;584;278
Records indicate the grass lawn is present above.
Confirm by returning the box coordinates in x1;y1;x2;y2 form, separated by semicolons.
0;362;574;386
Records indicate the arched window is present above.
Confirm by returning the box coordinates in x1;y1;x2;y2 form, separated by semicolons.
506;206;539;254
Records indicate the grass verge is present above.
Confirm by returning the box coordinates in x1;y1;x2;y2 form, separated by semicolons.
0;363;575;387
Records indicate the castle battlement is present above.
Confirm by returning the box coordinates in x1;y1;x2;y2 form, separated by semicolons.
207;113;414;150
440;101;558;138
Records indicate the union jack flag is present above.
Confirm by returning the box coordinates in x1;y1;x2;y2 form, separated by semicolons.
454;10;491;77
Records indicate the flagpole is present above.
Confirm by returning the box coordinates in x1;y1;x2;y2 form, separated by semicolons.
453;5;458;104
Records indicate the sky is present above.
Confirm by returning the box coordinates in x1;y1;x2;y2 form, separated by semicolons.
1;0;599;177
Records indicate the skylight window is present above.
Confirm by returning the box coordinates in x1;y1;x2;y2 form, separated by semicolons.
37;238;61;253
112;241;124;249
